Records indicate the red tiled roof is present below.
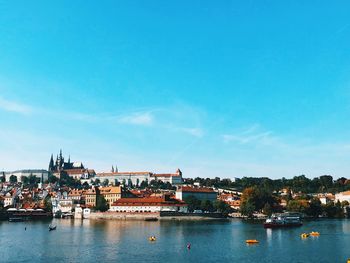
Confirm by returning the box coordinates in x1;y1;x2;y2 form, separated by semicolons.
152;174;180;177
64;169;87;175
111;197;186;207
96;172;151;177
178;186;216;193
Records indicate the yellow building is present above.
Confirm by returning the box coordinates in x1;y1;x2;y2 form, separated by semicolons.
84;188;97;207
99;186;122;206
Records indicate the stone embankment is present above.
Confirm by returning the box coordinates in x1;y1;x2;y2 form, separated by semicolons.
89;211;227;221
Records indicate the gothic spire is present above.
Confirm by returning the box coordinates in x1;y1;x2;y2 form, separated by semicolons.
49;154;54;171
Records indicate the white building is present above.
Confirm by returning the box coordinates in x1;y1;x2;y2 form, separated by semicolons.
335;191;350;204
95;169;183;186
4;192;14;207
96;171;151;186
151;169;183;185
109;196;188;213
51;194;73;214
4;169;49;183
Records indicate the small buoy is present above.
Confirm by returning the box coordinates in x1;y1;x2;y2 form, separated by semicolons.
246;239;259;244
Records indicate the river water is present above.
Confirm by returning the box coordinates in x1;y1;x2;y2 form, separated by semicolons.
0;218;349;263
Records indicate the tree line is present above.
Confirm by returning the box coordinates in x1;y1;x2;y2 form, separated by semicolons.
184;175;350;194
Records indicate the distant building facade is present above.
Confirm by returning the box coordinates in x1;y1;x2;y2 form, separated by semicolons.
152;169;183;185
95;169;183;186
335;191;350;204
4;169;49;183
175;186;218;201
96;172;151;186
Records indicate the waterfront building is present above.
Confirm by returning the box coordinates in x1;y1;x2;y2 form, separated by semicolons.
109;195;188;213
335;191;350;204
4;192;14;207
74;205;83;219
68;189;83;202
175;186;218;201
317;193;335;205
4;169;49;183
83;188;97;207
99;186;123;207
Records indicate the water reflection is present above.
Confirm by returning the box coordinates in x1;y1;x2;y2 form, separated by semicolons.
0;219;349;263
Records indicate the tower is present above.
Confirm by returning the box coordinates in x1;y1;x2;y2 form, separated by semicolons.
49;154;54;172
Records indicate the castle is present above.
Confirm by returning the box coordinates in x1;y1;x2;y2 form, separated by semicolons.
49;150;84;173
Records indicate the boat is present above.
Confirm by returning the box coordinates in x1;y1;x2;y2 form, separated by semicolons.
246;239;259;244
309;231;320;236
148;236;156;241
144;217;158;222
49;225;57;231
301;233;309;238
263;213;302;228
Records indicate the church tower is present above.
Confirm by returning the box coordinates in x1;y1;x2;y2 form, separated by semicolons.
49;154;54;172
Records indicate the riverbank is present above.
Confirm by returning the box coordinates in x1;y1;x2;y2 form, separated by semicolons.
88;211;227;221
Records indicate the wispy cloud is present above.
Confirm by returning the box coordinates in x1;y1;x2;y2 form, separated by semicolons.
0;97;32;114
178;127;203;137
118;111;154;126
222;125;272;144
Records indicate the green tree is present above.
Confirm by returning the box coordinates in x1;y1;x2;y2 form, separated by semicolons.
240;199;255;218
322;201;342;218
213;200;232;215
305;198;322;218
9;175;17;183
200;200;214;212
82;181;90;190
48;174;58;184
28;175;40;187
44;196;53;212
21;176;29;186
96;195;109;212
183;196;201;212
263;203;272;216
94;179;101;185
140;180;148;189
102;179;109;187
286;200;308;213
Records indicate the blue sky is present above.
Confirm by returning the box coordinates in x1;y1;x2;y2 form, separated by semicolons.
1;1;350;179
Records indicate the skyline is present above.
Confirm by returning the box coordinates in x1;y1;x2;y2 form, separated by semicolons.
1;1;350;179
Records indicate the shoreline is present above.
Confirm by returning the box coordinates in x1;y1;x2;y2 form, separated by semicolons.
88;212;228;221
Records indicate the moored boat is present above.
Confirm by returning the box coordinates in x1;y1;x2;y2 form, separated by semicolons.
264;213;302;228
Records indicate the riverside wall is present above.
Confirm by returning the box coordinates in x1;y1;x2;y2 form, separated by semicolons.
89;211;227;221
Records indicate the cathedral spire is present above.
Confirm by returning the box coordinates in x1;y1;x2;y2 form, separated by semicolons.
49;154;54;171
